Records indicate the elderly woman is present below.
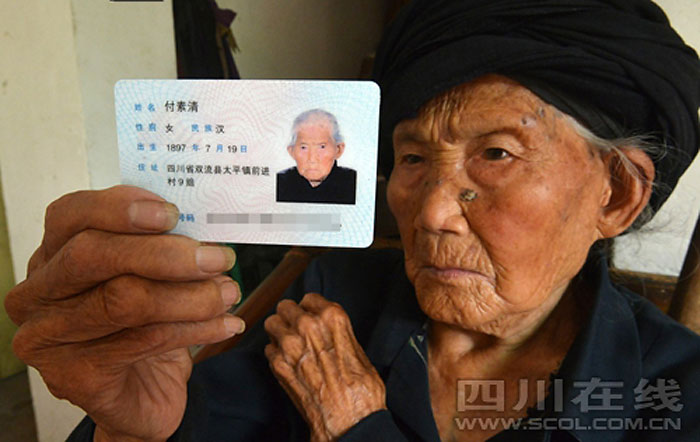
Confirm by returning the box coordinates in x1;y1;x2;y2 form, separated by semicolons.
6;0;700;441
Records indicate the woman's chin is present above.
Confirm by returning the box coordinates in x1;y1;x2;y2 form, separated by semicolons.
414;282;505;333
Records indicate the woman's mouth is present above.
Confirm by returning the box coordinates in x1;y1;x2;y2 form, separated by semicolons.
423;266;495;285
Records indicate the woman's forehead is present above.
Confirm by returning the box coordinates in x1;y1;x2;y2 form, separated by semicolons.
394;76;560;144
297;121;333;138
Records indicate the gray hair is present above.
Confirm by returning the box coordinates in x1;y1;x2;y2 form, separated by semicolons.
288;109;344;147
561;112;666;233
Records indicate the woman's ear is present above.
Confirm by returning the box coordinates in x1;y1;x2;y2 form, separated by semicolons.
597;147;655;238
335;142;346;160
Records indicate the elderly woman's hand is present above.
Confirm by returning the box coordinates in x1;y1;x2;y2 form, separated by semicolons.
4;185;245;442
264;293;386;441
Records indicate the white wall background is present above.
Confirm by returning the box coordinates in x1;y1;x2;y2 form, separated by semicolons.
0;1;697;441
0;2;93;438
0;1;177;440
73;1;178;189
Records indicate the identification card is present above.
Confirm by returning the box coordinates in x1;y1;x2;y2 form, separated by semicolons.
115;79;379;247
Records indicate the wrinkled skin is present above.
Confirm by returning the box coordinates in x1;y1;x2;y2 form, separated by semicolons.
4;186;246;442
387;75;652;440
264;294;386;442
388;75;613;337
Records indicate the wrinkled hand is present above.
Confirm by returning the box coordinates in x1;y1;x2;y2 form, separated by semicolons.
4;185;245;442
264;293;386;442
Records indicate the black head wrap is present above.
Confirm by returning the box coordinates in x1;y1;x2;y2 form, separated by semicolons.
373;0;700;212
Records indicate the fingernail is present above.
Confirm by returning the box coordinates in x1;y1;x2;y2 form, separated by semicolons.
128;201;179;231
220;281;241;307
224;316;246;335
196;246;236;273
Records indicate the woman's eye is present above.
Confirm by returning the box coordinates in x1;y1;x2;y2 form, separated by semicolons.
401;154;424;165
482;148;510;160
320;144;326;149
300;145;307;150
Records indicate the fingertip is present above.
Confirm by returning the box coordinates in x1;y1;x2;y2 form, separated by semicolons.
128;200;180;231
163;203;180;230
264;342;274;357
196;246;236;273
216;277;241;308
263;314;277;332
225;247;237;270
234;282;243;306
224;315;245;335
300;292;324;306
276;299;297;311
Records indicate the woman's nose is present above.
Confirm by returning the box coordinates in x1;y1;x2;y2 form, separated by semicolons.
414;176;470;235
309;148;320;162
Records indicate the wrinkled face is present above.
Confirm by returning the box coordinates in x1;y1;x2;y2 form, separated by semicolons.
288;120;344;186
387;76;613;337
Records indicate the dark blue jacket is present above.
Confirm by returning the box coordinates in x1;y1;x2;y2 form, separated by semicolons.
70;249;700;441
276;162;356;205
